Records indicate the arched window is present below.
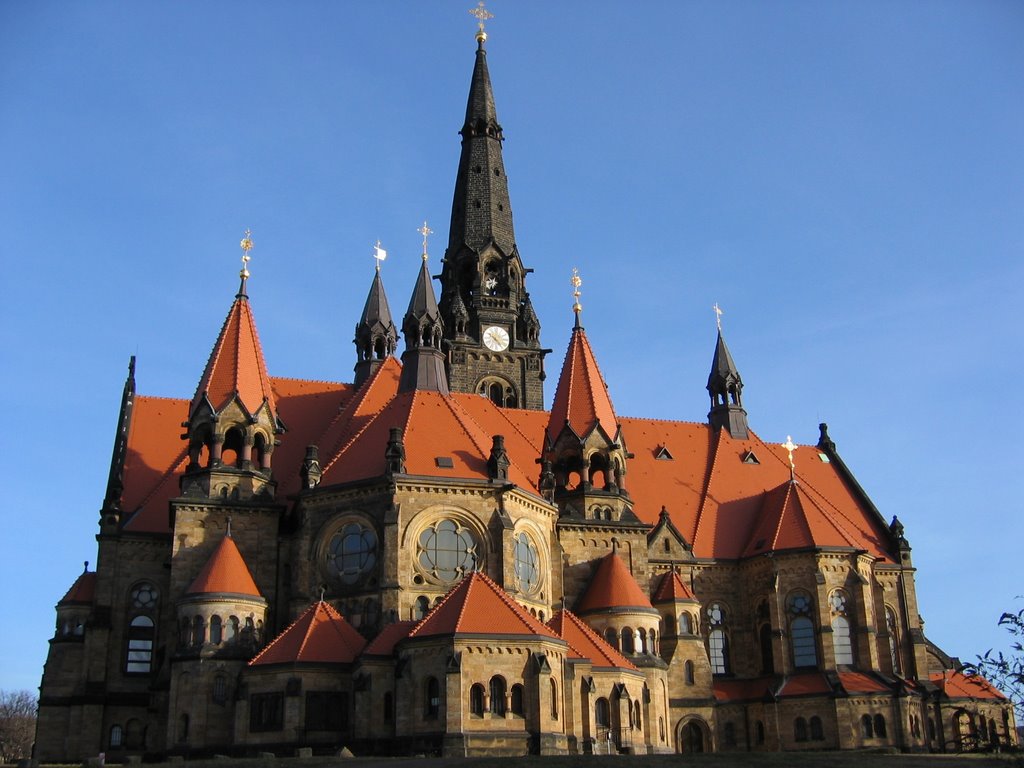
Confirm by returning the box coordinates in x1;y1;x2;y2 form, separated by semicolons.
810;715;824;740
633;700;641;731
874;714;887;738
595;697;610;727
795;717;808;742
605;627;619;650
885;606;901;674
650;628;657;655
510;684;524;716
109;724;123;749
192;615;205;646
126;615;155;673
326;522;378;585
212;674;227;705
550;679;558;719
788;592;817;668
513;532;540;592
755;720;765;745
413;596;430;621
707;603;729;674
621;627;635;654
862;714;874;738
638;628;648;654
679;613;692;635
684;660;695;685
209;615;222;645
425;677;440;718
469;684;485;716
830;590;854;665
226;616;239;641
383;692;394;722
489;676;507;716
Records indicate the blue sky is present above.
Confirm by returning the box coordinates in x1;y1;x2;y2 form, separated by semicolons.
1;1;1021;692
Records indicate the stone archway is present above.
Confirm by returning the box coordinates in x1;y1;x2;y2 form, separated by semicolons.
675;717;710;754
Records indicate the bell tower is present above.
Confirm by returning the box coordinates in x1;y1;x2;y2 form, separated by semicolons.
438;25;546;409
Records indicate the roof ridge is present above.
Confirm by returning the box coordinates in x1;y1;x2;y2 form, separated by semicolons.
791;481;863;549
269;375;350;386
691;427;724;548
133;445;188;514
249;601;316;665
135;394;189;404
320;373;405;476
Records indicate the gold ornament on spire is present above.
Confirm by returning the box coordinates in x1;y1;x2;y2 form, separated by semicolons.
782;435;798;481
713;302;724;331
239;229;253;281
469;1;493;42
571;267;583;317
417;221;433;261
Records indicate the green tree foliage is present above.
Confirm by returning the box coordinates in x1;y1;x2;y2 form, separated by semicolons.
969;604;1024;721
0;689;36;762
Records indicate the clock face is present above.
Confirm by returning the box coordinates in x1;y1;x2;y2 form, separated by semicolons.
483;325;510;351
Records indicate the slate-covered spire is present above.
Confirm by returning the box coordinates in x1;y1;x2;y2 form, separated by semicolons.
353;267;397;387
398;257;448;394
707;329;748;439
102;355;136;516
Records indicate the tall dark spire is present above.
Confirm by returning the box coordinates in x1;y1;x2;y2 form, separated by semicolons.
353;268;397;387
398;258;448;394
707;330;749;439
102;355;136;515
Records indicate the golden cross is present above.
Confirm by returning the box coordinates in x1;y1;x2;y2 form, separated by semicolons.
417;221;433;261
782;436;797;477
571;267;583;316
239;229;253;280
713;302;723;331
469;1;493;39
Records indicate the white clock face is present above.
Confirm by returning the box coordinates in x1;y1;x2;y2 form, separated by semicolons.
483;325;510;351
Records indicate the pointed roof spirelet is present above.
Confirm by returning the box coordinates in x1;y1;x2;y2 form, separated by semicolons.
706;307;748;438
399;247;448;394
102;355;136;512
186;532;262;597
575;552;655;614
250;601;366;666
358;270;395;335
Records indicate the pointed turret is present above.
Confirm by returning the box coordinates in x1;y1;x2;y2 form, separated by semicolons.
353;267;397;387
101;356;135;524
707;329;748;439
398;256;448;394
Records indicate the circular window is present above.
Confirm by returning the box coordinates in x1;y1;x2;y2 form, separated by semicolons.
326;523;378;585
789;592;813;616
131;583;158;610
418;520;477;582
513;532;540;592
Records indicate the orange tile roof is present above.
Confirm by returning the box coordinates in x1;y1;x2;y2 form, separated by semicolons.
250;601;366;666
191;294;277;418
575;552;654;614
651;571;696;603
547;326;618;443
185;534;262;597
930;670;1007;701
363;621;417;656
408;571;560;639
778;672;832;696
714;677;775;702
837;671;891;694
547;610;638;671
58;570;96;605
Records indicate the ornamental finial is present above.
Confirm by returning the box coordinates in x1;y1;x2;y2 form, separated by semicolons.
713;302;724;332
469;1;493;43
571;267;583;327
417;221;433;261
238;229;253;294
373;240;387;272
782;435;798;482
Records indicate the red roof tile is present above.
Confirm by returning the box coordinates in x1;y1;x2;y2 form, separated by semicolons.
191;295;277;418
186;534;262;597
714;677;775;702
58;570;96;605
576;552;654;614
250;601;366;666
837;671;891;693
778;672;832;696
363;621;417;656
652;571;696;603
408;571;560;639
547;326;618;443
930;670;1007;701
547;610;638;671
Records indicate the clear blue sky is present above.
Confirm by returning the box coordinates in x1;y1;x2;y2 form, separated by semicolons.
1;1;1021;692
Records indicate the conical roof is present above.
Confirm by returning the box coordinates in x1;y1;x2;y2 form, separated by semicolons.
547;610;638;671
408;571;560;639
652;570;696;603
58;569;96;606
357;269;396;336
707;330;742;392
186;533;262;597
191;292;276;418
250;601;366;666
404;258;442;328
576;552;654;614
547;326;618;443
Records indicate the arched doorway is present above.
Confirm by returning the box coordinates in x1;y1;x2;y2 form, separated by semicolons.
676;718;708;754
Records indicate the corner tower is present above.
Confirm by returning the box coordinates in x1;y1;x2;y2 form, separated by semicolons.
438;28;546;409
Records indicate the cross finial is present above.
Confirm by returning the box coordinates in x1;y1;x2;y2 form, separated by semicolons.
469;1;493;43
713;302;724;332
238;229;253;293
372;239;387;272
782;435;798;481
571;267;583;327
417;221;433;261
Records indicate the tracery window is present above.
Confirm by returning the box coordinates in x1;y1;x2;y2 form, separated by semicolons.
830;590;854;665
126;615;155;674
788;591;818;669
326;522;378;585
109;725;123;749
513;532;540;592
707;603;730;675
417;519;478;582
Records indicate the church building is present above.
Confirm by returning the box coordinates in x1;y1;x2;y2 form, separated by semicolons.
36;18;1016;760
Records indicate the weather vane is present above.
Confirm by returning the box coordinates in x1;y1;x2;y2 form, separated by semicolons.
239;229;253;280
373;239;387;271
417;221;433;261
571;267;583;319
469;1;493;42
782;435;797;481
713;302;724;331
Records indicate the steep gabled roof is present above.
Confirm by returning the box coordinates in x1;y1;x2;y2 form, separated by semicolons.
250;601;366;666
547;325;618;444
408;571;559;640
576;552;654;614
547;610;638;671
190;293;276;418
58;570;96;605
652;571;696;603
186;534;261;597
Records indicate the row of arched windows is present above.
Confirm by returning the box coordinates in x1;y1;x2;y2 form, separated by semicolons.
602;626;658;655
178;614;262;647
468;677;525;717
